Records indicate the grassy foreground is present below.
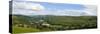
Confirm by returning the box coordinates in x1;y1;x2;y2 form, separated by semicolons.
12;26;40;34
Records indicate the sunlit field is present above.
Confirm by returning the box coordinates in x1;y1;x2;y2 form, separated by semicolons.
12;15;97;33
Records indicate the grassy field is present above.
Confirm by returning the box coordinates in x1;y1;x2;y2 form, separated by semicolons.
12;26;41;34
11;15;97;33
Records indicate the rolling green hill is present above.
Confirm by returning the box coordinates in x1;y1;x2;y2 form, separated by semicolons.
11;15;97;33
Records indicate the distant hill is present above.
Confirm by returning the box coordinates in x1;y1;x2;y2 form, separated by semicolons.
11;14;97;26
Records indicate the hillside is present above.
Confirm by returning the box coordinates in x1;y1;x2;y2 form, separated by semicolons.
11;15;97;33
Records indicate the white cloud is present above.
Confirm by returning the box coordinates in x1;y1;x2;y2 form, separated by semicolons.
82;5;97;16
29;10;84;16
49;10;83;16
13;1;45;11
33;8;97;16
12;1;97;16
13;1;46;15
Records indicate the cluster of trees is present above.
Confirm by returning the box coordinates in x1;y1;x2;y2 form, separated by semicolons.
12;15;97;32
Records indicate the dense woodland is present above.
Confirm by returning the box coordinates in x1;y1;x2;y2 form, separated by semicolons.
11;15;97;33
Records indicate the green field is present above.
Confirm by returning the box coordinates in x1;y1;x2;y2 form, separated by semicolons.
11;15;97;33
12;26;40;33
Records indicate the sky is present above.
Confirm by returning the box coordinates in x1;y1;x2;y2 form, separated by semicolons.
12;0;97;16
13;0;98;5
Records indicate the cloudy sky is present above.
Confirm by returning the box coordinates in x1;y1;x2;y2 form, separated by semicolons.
12;1;97;16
